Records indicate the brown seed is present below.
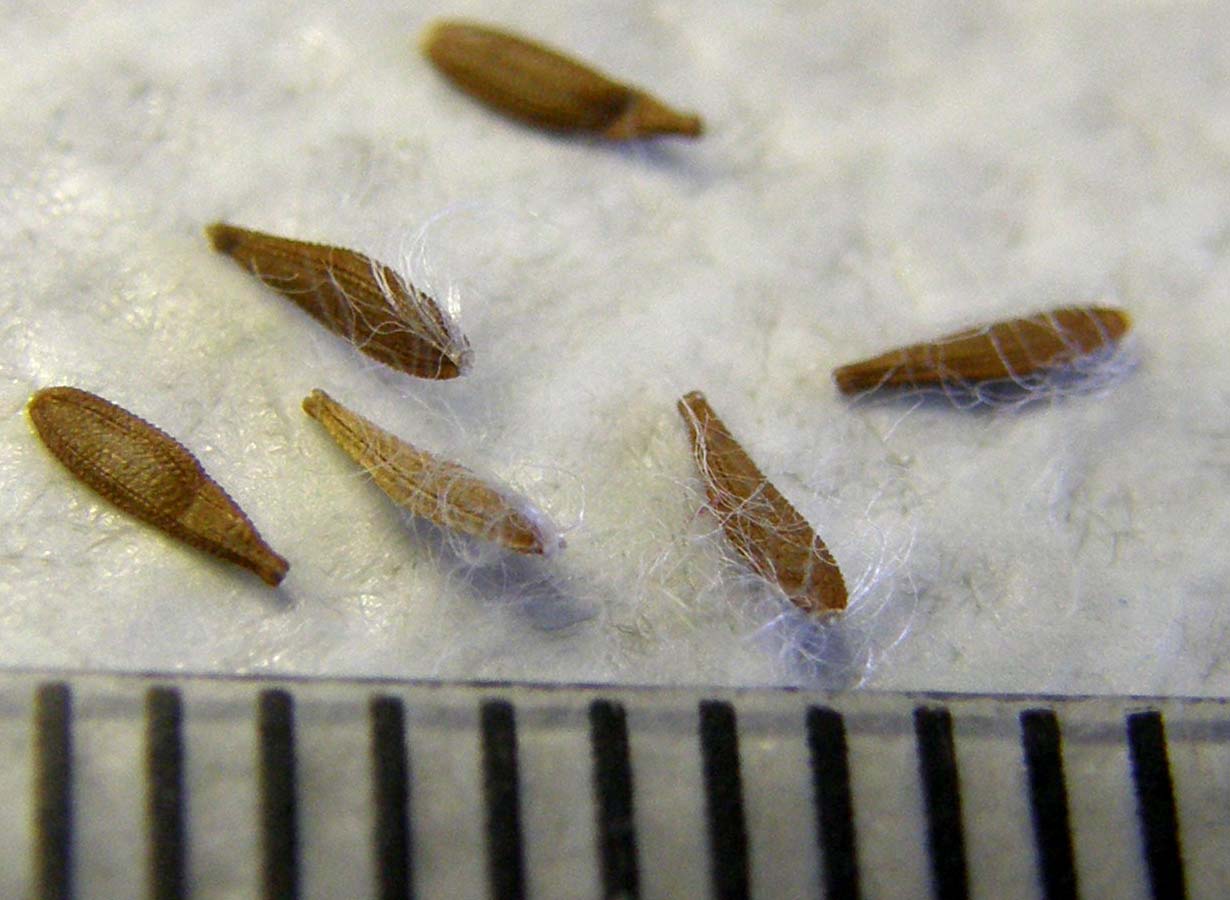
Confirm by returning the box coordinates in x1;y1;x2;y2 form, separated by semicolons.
303;388;562;556
421;20;703;140
677;391;847;616
28;386;289;586
206;222;471;380
833;306;1132;395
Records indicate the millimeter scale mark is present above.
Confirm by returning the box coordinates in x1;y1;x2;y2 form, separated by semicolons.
371;695;413;900
914;706;970;900
258;689;299;900
1127;711;1188;900
1019;709;1078;900
16;679;1205;899
699;700;750;900
807;706;861;900
481;699;526;900
146;687;186;900
34;682;73;900
590;699;641;899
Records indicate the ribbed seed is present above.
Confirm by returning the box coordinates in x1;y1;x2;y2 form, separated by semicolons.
422;20;703;140
207;223;471;379
28;386;288;586
303;389;562;556
678;391;847;615
833;306;1132;395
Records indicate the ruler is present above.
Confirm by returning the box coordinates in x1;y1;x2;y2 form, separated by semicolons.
0;670;1224;899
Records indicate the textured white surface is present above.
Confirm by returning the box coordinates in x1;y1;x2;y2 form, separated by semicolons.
1;1;1228;694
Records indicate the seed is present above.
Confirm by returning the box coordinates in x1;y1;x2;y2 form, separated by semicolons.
421;20;703;140
206;223;471;380
677;391;847;615
302;388;562;556
28;386;289;586
832;306;1132;395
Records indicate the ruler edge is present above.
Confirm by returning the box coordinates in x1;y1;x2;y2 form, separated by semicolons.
4;668;1217;898
0;664;1224;706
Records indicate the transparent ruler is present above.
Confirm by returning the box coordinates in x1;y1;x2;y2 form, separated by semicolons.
0;669;1225;899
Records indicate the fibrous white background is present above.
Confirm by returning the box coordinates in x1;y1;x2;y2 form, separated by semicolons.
1;0;1228;695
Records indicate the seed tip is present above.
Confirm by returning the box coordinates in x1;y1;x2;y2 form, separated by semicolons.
677;390;707;420
607;95;705;140
674;112;704;138
535;536;566;559
301;389;331;419
28;386;55;410
30;385;75;404
453;344;475;376
419;19;447;53
433;354;465;380
831;366;859;396
205;222;238;253
258;553;290;587
28;385;90;429
680;389;705;405
1100;306;1132;337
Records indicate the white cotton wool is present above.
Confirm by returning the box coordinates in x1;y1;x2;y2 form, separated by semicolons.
1;0;1228;695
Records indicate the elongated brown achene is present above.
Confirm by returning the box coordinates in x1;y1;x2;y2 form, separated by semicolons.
28;386;288;586
422;20;703;139
678;391;847;615
303;389;562;556
207;223;471;379
833;306;1132;395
